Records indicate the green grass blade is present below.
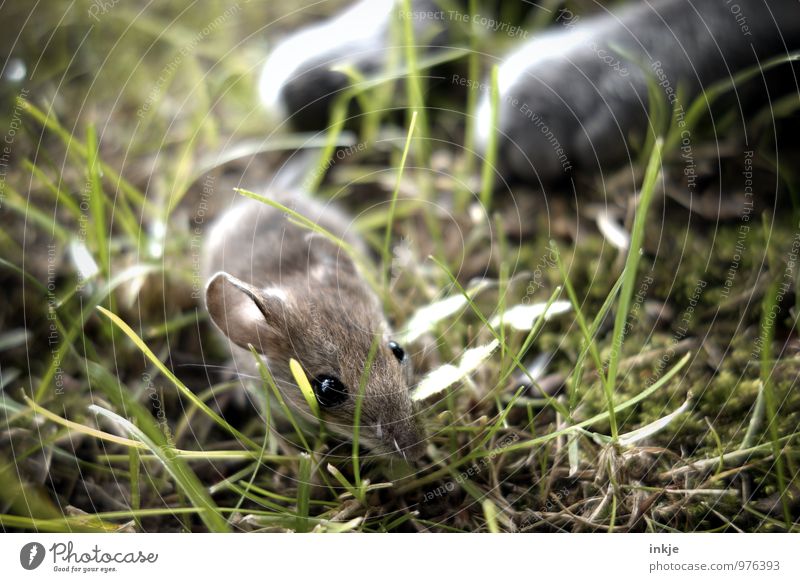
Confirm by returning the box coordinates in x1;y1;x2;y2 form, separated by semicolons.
23;159;82;219
2;183;71;242
36;263;162;402
235;188;381;296
382;110;417;289
353;335;381;490
96;306;259;449
89;404;230;532
482;499;500;533
249;346;313;453
290;358;321;420
399;0;431;165
479;65;500;209
605;137;664;440
85;124;109;273
408;352;691;492
20;99;154;215
760;280;792;528
295;453;313;532
667;51;800;150
430;255;567;409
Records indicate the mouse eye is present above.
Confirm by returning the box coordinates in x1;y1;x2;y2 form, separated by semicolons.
311;375;348;408
388;341;405;362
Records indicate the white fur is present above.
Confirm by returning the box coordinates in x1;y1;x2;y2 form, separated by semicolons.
258;0;395;114
475;22;610;145
262;287;288;302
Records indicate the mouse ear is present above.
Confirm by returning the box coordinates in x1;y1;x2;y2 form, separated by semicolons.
304;233;358;277
205;272;289;352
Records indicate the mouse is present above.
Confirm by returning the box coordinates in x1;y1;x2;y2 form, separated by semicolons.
202;187;427;460
475;0;800;183
258;0;800;182
258;0;446;131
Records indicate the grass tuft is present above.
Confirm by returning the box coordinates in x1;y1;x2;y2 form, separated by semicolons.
2;0;798;534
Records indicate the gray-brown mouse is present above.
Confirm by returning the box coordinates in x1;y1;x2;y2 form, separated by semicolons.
202;188;426;460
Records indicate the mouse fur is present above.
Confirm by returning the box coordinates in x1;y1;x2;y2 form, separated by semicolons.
203;189;426;460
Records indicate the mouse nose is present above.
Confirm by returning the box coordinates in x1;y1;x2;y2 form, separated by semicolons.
385;422;427;461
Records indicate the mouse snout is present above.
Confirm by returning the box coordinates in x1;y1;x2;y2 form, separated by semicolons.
381;419;427;461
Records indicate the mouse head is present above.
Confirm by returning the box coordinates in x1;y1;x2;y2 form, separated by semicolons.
205;255;426;460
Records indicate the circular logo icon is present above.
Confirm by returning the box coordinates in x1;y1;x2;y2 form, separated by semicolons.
20;542;46;570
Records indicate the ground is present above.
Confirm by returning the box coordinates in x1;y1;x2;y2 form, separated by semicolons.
0;0;798;532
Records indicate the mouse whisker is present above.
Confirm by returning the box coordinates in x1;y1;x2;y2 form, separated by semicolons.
175;363;233;370
393;437;407;462
237;372;261;380
173;362;263;381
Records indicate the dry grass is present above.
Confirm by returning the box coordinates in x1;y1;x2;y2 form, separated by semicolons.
1;0;799;533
